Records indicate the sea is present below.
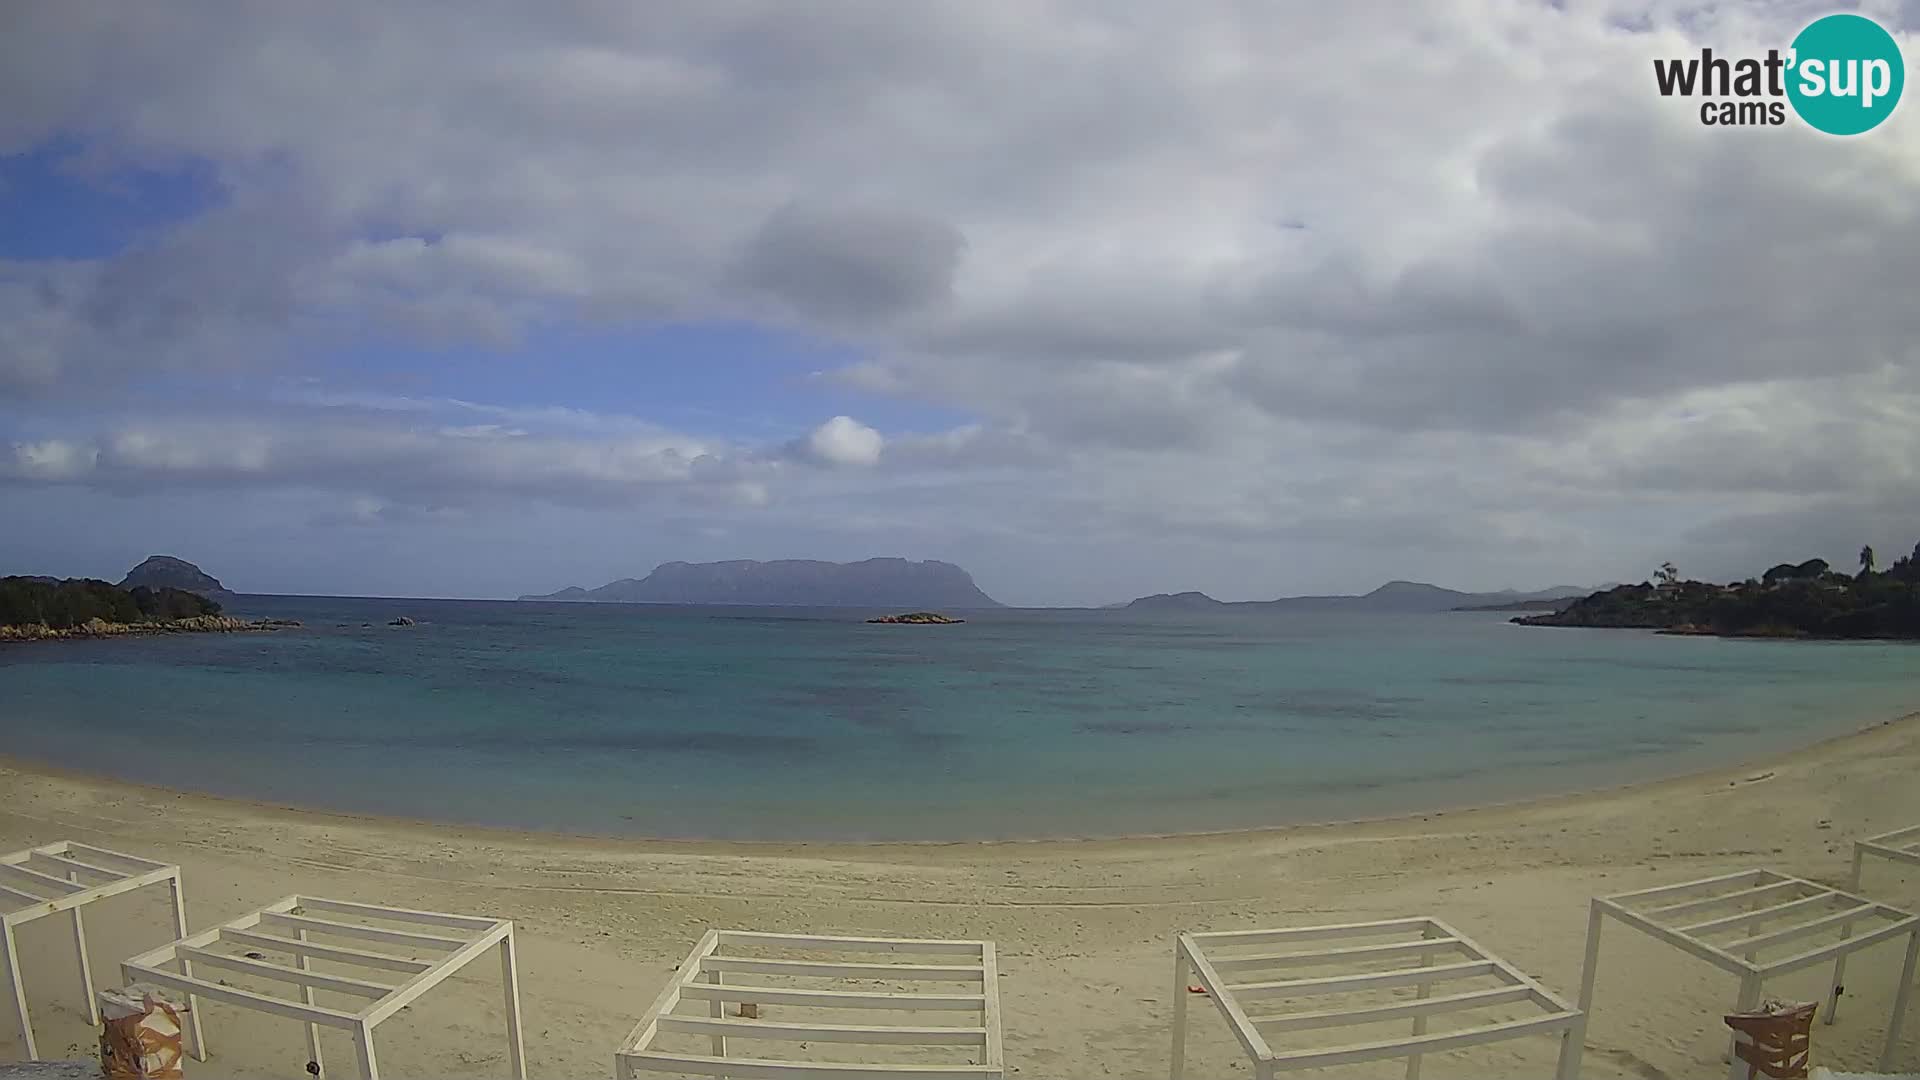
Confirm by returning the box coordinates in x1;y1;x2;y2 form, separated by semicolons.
0;596;1912;841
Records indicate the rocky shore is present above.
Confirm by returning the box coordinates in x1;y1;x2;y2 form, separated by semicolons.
0;615;301;643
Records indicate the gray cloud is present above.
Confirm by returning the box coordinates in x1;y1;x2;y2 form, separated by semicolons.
734;202;966;324
3;1;1920;602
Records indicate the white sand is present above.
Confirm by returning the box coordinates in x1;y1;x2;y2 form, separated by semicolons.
3;714;1919;1077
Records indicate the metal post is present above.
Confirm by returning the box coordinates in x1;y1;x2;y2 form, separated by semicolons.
1881;929;1920;1072
3;921;35;1060
1828;844;1865;1024
297;926;324;1076
1407;924;1437;1080
1559;903;1604;1080
500;930;527;1080
67;870;98;1025
353;1021;380;1080
1170;939;1191;1080
1726;974;1763;1080
167;874;206;1060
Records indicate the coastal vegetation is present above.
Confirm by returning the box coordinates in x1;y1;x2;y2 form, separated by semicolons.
1516;542;1920;639
1;576;221;628
1;566;297;643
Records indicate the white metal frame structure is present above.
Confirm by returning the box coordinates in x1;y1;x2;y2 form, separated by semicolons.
122;895;526;1080
1574;869;1920;1080
1828;825;1920;1026
0;840;188;1061
1170;917;1584;1080
616;929;1004;1079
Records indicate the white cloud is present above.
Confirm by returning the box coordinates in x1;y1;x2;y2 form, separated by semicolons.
1;405;771;511
2;438;98;481
801;416;885;467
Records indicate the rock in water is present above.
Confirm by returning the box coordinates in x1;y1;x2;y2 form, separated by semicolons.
866;611;964;624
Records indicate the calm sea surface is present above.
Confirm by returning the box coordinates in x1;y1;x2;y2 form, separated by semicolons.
0;596;1912;840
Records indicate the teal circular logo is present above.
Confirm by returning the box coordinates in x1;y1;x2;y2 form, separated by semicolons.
1787;14;1904;135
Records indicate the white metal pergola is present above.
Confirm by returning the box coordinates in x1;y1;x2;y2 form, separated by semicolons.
121;894;525;1080
0;840;188;1061
1828;825;1920;1026
1573;868;1920;1080
616;929;1004;1079
1171;916;1584;1080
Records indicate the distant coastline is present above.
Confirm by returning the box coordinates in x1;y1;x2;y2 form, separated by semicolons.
520;557;1003;608
1122;580;1594;614
1516;549;1920;640
1;614;298;644
1;558;297;644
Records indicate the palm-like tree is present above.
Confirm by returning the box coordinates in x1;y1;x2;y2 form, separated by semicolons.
1860;544;1876;576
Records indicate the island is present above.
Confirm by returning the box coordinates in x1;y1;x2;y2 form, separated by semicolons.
520;558;1002;609
865;611;964;624
1454;598;1575;613
1515;546;1920;639
120;554;237;599
2;558;297;643
1122;581;1594;613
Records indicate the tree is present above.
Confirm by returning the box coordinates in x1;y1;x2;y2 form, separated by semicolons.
1655;561;1679;587
1860;545;1876;577
0;577;215;629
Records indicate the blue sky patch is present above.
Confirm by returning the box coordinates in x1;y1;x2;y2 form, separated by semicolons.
0;138;227;261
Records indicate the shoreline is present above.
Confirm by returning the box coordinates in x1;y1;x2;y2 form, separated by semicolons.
7;706;1920;1075
5;707;1915;854
0;616;299;644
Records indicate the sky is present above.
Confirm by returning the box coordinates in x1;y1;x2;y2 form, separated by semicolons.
3;1;1920;607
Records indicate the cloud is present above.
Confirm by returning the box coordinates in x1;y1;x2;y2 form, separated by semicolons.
2;438;98;481
4;1;1920;602
1;402;775;510
794;415;885;467
734;203;966;324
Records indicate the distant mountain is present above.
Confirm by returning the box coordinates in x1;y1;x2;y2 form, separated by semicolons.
1124;581;1596;613
520;558;1002;608
1127;591;1227;612
119;555;234;598
1455;597;1574;612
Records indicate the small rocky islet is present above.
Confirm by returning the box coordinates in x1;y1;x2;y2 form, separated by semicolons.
865;611;965;624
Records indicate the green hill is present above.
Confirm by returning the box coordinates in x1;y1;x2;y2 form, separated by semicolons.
1516;546;1920;639
0;576;223;630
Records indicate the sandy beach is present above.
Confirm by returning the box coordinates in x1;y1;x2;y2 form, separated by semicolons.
2;714;1918;1078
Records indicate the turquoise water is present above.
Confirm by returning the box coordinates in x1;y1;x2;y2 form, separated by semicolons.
0;596;1913;840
